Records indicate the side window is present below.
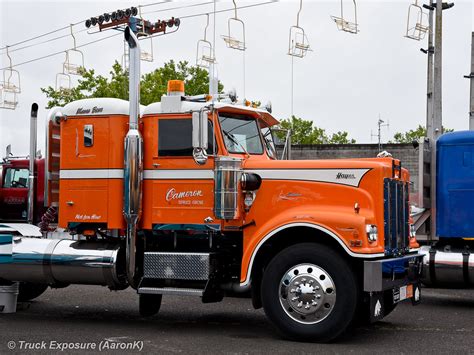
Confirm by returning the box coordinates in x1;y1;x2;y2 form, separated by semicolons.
158;119;215;157
3;168;29;188
84;124;94;147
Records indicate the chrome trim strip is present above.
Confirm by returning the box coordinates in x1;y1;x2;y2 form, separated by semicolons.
59;169;124;179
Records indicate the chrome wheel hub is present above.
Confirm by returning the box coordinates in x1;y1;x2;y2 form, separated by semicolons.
279;263;336;324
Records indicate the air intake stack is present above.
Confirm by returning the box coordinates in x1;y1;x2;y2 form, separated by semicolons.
123;26;143;288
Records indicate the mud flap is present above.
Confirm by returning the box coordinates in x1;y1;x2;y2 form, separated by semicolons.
369;292;385;322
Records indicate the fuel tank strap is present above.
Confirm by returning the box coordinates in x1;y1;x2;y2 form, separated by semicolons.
429;248;437;285
462;250;471;286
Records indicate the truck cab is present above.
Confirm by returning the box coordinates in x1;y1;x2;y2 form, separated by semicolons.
0;157;45;223
0;68;423;343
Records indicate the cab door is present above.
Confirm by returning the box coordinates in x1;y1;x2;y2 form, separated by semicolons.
146;115;216;227
0;166;29;221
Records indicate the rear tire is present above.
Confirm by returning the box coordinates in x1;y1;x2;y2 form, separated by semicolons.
261;243;358;342
17;283;48;302
139;294;162;317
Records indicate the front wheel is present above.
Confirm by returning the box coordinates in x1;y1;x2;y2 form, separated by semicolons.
261;243;358;342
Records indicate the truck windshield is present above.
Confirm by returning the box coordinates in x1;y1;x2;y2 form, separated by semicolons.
218;115;263;154
3;168;29;188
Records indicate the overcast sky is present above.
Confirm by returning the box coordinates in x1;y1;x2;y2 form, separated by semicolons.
0;0;473;156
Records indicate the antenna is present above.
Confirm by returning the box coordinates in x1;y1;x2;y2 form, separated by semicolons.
371;114;389;152
0;46;21;110
196;14;216;69
331;0;359;34
405;0;429;41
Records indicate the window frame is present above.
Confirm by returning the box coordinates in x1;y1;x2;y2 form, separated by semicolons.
217;113;265;156
157;117;217;158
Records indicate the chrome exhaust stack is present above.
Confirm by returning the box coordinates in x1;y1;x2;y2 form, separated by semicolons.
123;26;143;289
0;236;127;289
27;103;38;224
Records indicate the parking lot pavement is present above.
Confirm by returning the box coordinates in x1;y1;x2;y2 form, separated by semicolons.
0;285;473;354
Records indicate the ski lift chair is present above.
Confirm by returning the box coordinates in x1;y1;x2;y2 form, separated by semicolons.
63;49;85;75
196;40;216;68
222;1;246;51
288;26;311;58
0;87;18;110
405;1;429;41
55;73;71;91
136;8;154;62
331;0;359;34
1;68;21;94
0;47;21;109
64;25;85;75
196;14;216;68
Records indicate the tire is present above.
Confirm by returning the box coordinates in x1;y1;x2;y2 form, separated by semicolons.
261;243;358;342
17;283;48;302
139;294;162;317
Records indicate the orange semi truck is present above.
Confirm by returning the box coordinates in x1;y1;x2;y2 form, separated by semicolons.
0;28;422;342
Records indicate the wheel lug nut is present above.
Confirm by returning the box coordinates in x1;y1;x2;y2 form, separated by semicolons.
309;280;314;284
290;288;296;293
312;301;318;306
316;294;321;299
315;286;320;290
301;278;307;282
297;301;303;308
305;304;310;309
291;297;298;301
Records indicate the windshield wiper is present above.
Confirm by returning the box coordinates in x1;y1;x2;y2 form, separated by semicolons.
222;129;250;157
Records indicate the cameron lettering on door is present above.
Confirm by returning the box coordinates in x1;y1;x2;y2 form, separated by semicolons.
165;188;205;206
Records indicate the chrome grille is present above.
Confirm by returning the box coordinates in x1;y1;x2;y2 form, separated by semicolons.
384;179;410;256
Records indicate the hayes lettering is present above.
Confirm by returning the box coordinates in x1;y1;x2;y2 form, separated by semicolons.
336;172;356;179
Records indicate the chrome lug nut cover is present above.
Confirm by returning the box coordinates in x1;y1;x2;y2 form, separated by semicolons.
279;263;336;324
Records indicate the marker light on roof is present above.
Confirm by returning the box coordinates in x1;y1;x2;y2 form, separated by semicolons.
167;80;185;96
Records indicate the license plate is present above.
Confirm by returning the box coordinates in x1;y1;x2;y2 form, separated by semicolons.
393;284;413;303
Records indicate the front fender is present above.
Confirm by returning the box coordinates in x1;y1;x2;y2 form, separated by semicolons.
240;206;385;286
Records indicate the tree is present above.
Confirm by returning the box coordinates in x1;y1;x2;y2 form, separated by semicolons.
276;116;356;144
390;124;454;143
41;60;224;109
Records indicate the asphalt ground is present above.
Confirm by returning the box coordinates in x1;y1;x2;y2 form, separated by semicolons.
0;285;473;354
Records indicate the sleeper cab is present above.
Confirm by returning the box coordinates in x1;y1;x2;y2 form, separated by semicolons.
58;98;130;230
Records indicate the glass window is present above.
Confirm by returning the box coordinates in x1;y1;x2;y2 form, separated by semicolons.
3;168;29;188
219;115;263;154
261;127;277;159
158;119;214;157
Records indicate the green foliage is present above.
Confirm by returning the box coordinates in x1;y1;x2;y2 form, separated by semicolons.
41;60;224;109
276;116;356;144
390;124;454;143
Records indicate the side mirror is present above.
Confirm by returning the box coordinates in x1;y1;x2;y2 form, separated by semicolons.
6;144;12;157
192;110;208;165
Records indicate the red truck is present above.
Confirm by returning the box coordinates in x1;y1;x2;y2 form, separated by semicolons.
0;150;46;224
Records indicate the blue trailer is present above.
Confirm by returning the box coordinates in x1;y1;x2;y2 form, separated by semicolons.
418;131;474;287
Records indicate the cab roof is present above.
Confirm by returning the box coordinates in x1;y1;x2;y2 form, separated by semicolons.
142;101;280;127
